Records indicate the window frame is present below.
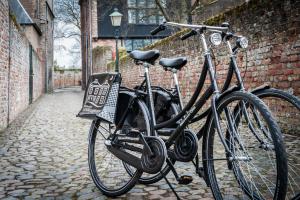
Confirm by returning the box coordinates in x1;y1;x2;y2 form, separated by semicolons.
127;0;164;25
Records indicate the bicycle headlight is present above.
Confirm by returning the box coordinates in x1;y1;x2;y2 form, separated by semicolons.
237;37;248;49
209;33;222;46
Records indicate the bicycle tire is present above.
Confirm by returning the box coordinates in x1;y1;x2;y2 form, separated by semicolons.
254;88;300;199
203;91;288;200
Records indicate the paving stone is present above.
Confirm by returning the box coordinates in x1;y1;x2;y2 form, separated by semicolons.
149;189;167;195
0;87;278;199
7;189;27;197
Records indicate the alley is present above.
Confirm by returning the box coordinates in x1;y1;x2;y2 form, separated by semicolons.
0;87;213;200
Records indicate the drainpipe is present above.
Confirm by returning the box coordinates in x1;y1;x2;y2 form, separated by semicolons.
89;0;93;75
7;10;12;127
45;5;48;93
80;0;87;90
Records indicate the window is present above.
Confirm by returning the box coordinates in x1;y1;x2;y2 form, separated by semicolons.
128;9;136;23
125;39;158;52
127;0;165;24
128;0;136;7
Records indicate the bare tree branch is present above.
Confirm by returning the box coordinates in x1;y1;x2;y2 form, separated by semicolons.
191;0;201;12
154;0;170;22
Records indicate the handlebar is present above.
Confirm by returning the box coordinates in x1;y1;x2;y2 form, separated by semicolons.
150;24;166;35
180;30;197;40
165;21;228;32
150;21;229;36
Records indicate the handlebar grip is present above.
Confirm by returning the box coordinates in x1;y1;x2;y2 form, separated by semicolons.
180;30;197;40
150;25;166;35
221;22;230;28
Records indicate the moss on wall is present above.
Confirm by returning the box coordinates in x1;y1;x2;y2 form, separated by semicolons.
92;46;112;56
54;68;81;72
9;13;21;30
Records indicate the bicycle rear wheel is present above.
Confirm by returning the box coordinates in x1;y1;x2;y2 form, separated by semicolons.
254;88;300;199
88;91;150;197
203;91;287;200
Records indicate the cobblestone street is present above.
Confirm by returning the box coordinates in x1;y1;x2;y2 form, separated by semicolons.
0;87;213;200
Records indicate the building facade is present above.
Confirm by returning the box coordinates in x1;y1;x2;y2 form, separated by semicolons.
0;0;54;131
89;0;169;73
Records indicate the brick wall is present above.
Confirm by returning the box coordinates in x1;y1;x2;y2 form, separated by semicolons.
53;70;82;89
20;0;36;18
8;21;30;122
32;49;45;100
0;1;9;130
109;0;300;133
0;0;45;131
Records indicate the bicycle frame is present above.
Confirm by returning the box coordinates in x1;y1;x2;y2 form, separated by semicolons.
145;27;236;154
113;22;253;163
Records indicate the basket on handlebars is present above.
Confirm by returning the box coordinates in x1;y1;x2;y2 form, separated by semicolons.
77;73;122;123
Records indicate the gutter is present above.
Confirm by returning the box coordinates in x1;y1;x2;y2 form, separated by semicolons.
46;1;55;19
20;23;42;36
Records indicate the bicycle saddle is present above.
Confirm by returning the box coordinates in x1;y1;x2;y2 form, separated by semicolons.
159;57;187;71
129;50;160;65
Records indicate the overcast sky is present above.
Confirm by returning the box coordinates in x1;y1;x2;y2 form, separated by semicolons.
54;22;81;69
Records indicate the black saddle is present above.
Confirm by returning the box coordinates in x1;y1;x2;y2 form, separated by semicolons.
159;57;187;71
129;50;160;65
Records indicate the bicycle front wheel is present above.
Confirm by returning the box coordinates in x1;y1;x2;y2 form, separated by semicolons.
254;88;300;199
203;91;287;200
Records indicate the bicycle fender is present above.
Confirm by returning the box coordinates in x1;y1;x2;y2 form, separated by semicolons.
218;85;241;101
250;84;270;94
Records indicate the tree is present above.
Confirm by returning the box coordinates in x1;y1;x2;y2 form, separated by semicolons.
155;0;211;23
54;0;81;68
54;0;81;39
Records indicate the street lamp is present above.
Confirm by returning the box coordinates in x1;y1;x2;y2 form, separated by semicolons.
109;8;123;73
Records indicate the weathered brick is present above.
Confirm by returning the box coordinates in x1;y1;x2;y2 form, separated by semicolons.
89;0;300;129
0;0;53;131
53;70;82;89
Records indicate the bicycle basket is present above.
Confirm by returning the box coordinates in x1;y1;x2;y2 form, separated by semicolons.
77;73;122;123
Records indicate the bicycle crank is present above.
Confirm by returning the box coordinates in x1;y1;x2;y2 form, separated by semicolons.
169;130;198;162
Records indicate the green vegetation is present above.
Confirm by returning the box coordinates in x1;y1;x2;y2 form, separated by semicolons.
92;46;112;56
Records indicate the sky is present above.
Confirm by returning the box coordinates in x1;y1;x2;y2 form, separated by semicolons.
54;22;81;69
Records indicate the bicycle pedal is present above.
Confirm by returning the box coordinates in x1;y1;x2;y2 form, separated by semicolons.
177;175;193;185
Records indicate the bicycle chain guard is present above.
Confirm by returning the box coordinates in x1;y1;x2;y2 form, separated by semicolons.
141;136;167;174
106;135;167;174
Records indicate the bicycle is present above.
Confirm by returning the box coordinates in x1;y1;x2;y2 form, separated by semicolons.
121;21;290;199
143;21;299;199
91;22;286;199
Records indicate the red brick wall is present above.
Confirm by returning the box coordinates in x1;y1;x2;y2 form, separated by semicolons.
53;70;82;89
0;1;9;130
19;0;36;18
0;1;45;130
111;0;300;133
8;21;30;122
116;0;300;98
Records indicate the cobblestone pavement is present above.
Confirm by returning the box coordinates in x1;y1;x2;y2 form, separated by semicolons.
0;87;213;200
0;87;299;200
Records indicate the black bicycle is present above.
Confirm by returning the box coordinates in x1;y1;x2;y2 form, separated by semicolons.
139;22;299;199
126;22;291;199
86;22;288;199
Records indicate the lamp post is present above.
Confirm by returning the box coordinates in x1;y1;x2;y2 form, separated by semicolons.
109;8;123;73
